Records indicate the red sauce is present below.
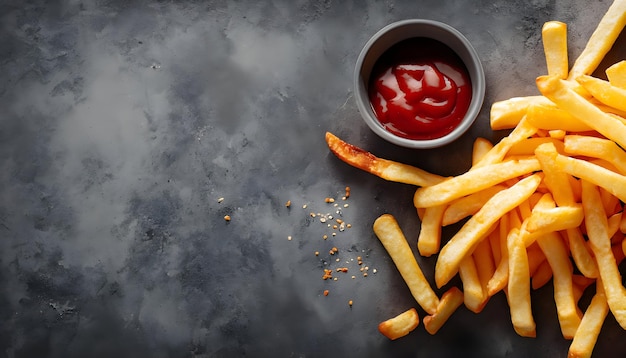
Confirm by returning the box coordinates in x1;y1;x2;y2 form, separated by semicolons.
368;37;472;140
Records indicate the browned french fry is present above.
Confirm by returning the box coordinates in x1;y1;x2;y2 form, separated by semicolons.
378;308;420;340
542;21;568;79
325;132;445;187
568;0;626;80
581;180;626;330
435;174;542;288
413;159;541;208
423;287;464;335
373;214;440;314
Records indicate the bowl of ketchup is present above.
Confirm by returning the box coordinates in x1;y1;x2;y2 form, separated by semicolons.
355;19;485;149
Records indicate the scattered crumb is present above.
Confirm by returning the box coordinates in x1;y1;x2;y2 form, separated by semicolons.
217;197;225;203
315;251;319;256
288;236;292;241
324;290;329;296
348;300;353;307
285;200;291;208
223;215;231;221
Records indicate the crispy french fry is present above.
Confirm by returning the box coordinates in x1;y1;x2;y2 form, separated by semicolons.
542;21;568;79
435;174;542;288
526;104;593;132
378;308;420;340
507;137;565;157
459;255;486;313
577;74;626;112
568;0;626;80
373;214;439;314
531;259;553;290
423;287;464;335
472;137;494;165
581;180;626;329
555;152;626;202
325;132;445;187
413;159;541;208
537;75;626;150
566;227;599;279
535;142;575;206
417;204;446;257
490;96;553;130
473;237;495;301
606;60;626;88
536;232;581;339
507;228;536;337
564;135;626;175
568;286;609;358
473;117;538;168
441;185;507;226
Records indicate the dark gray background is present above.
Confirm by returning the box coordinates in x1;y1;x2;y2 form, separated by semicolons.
1;0;624;357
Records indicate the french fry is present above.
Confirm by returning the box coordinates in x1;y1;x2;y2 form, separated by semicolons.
531;259;553;290
581;180;626;330
577;74;626;112
606;60;626;88
473;237;495;301
534;142;575;206
566;227;599;279
563;135;626;175
542;21;568;79
555;152;626;202
568;285;609;358
373;214;440;314
378;308;420;340
413;159;541;208
417;204;446;257
490;96;552;130
459;255;486;313
537;75;626;150
325;132;446;187
526;104;593;132
507;137;565;157
536;231;581;339
435;174;542;288
568;0;626;80
472;137;494;165
441;185;507;226
472;117;538;168
507;228;536;337
423;287;464;335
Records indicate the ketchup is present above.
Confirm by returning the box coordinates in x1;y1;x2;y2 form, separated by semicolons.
368;37;472;140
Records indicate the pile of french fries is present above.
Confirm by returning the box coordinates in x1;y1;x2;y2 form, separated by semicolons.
326;1;626;356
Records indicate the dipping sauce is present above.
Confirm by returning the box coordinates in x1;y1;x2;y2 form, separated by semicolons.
368;37;472;140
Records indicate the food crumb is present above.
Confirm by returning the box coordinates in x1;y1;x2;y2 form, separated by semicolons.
345;186;351;198
218;197;225;203
373;269;377;274
325;197;335;203
348;300;353;307
323;234;328;240
288;236;292;241
285;200;291;207
223;215;231;221
323;290;329;296
351;275;356;279
303;204;308;209
315;251;319;256
322;269;333;280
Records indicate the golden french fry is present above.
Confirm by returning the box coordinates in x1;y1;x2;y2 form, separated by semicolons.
568;0;626;80
473;237;495;302
535;142;575;206
568;286;609;358
564;134;626;175
378;308;420;340
472;117;538;168
555;152;626;203
417;204;446;257
423;287;464;335
581;180;626;330
566;227;599;279
373;214;439;314
527;243;547;277
507;137;565;157
441;185;507;226
435;174;542;288
536;231;581;339
577;74;626;112
490;96;552;130
459;255;486;313
325;132;445;187
472;137;494;165
507;228;536;337
522;204;584;245
526;104;593;132
537;75;626;150
606;60;626;88
542;21;568;79
413;159;541;208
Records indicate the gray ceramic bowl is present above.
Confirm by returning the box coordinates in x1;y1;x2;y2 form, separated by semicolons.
354;19;486;149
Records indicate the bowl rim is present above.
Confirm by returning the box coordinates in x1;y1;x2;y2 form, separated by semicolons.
354;19;486;149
